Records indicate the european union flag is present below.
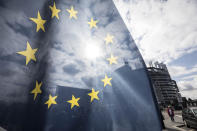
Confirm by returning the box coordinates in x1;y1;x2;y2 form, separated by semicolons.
0;0;162;130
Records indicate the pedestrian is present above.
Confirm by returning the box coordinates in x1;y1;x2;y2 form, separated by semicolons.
167;105;175;122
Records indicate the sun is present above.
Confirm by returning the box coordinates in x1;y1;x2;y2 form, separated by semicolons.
84;44;102;59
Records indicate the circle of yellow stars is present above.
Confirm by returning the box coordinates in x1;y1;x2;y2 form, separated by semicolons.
16;1;118;110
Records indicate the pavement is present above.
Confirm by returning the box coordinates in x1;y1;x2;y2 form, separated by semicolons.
162;111;197;131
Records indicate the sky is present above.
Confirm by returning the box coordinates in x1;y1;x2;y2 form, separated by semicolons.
114;0;197;99
0;0;146;104
0;0;195;102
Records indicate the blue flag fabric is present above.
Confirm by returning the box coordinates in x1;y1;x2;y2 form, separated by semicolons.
0;0;162;130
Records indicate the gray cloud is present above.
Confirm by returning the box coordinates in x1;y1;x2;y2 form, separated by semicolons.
0;0;144;103
181;84;197;91
63;64;81;76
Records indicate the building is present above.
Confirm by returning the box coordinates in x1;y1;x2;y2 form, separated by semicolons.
147;61;182;108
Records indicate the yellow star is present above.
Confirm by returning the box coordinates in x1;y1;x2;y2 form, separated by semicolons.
105;34;114;45
30;11;46;32
88;88;99;102
45;94;57;109
107;54;118;65
31;81;42;100
67;95;80;109
101;74;112;87
17;41;38;65
49;2;61;20
66;6;78;19
88;18;98;29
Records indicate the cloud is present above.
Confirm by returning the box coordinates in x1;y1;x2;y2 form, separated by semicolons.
0;6;37;103
0;0;149;104
113;0;197;99
0;1;52;103
168;64;197;78
166;64;197;99
114;0;197;64
0;7;31;56
63;64;81;76
164;64;197;99
44;0;144;89
181;74;197;80
177;78;197;99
